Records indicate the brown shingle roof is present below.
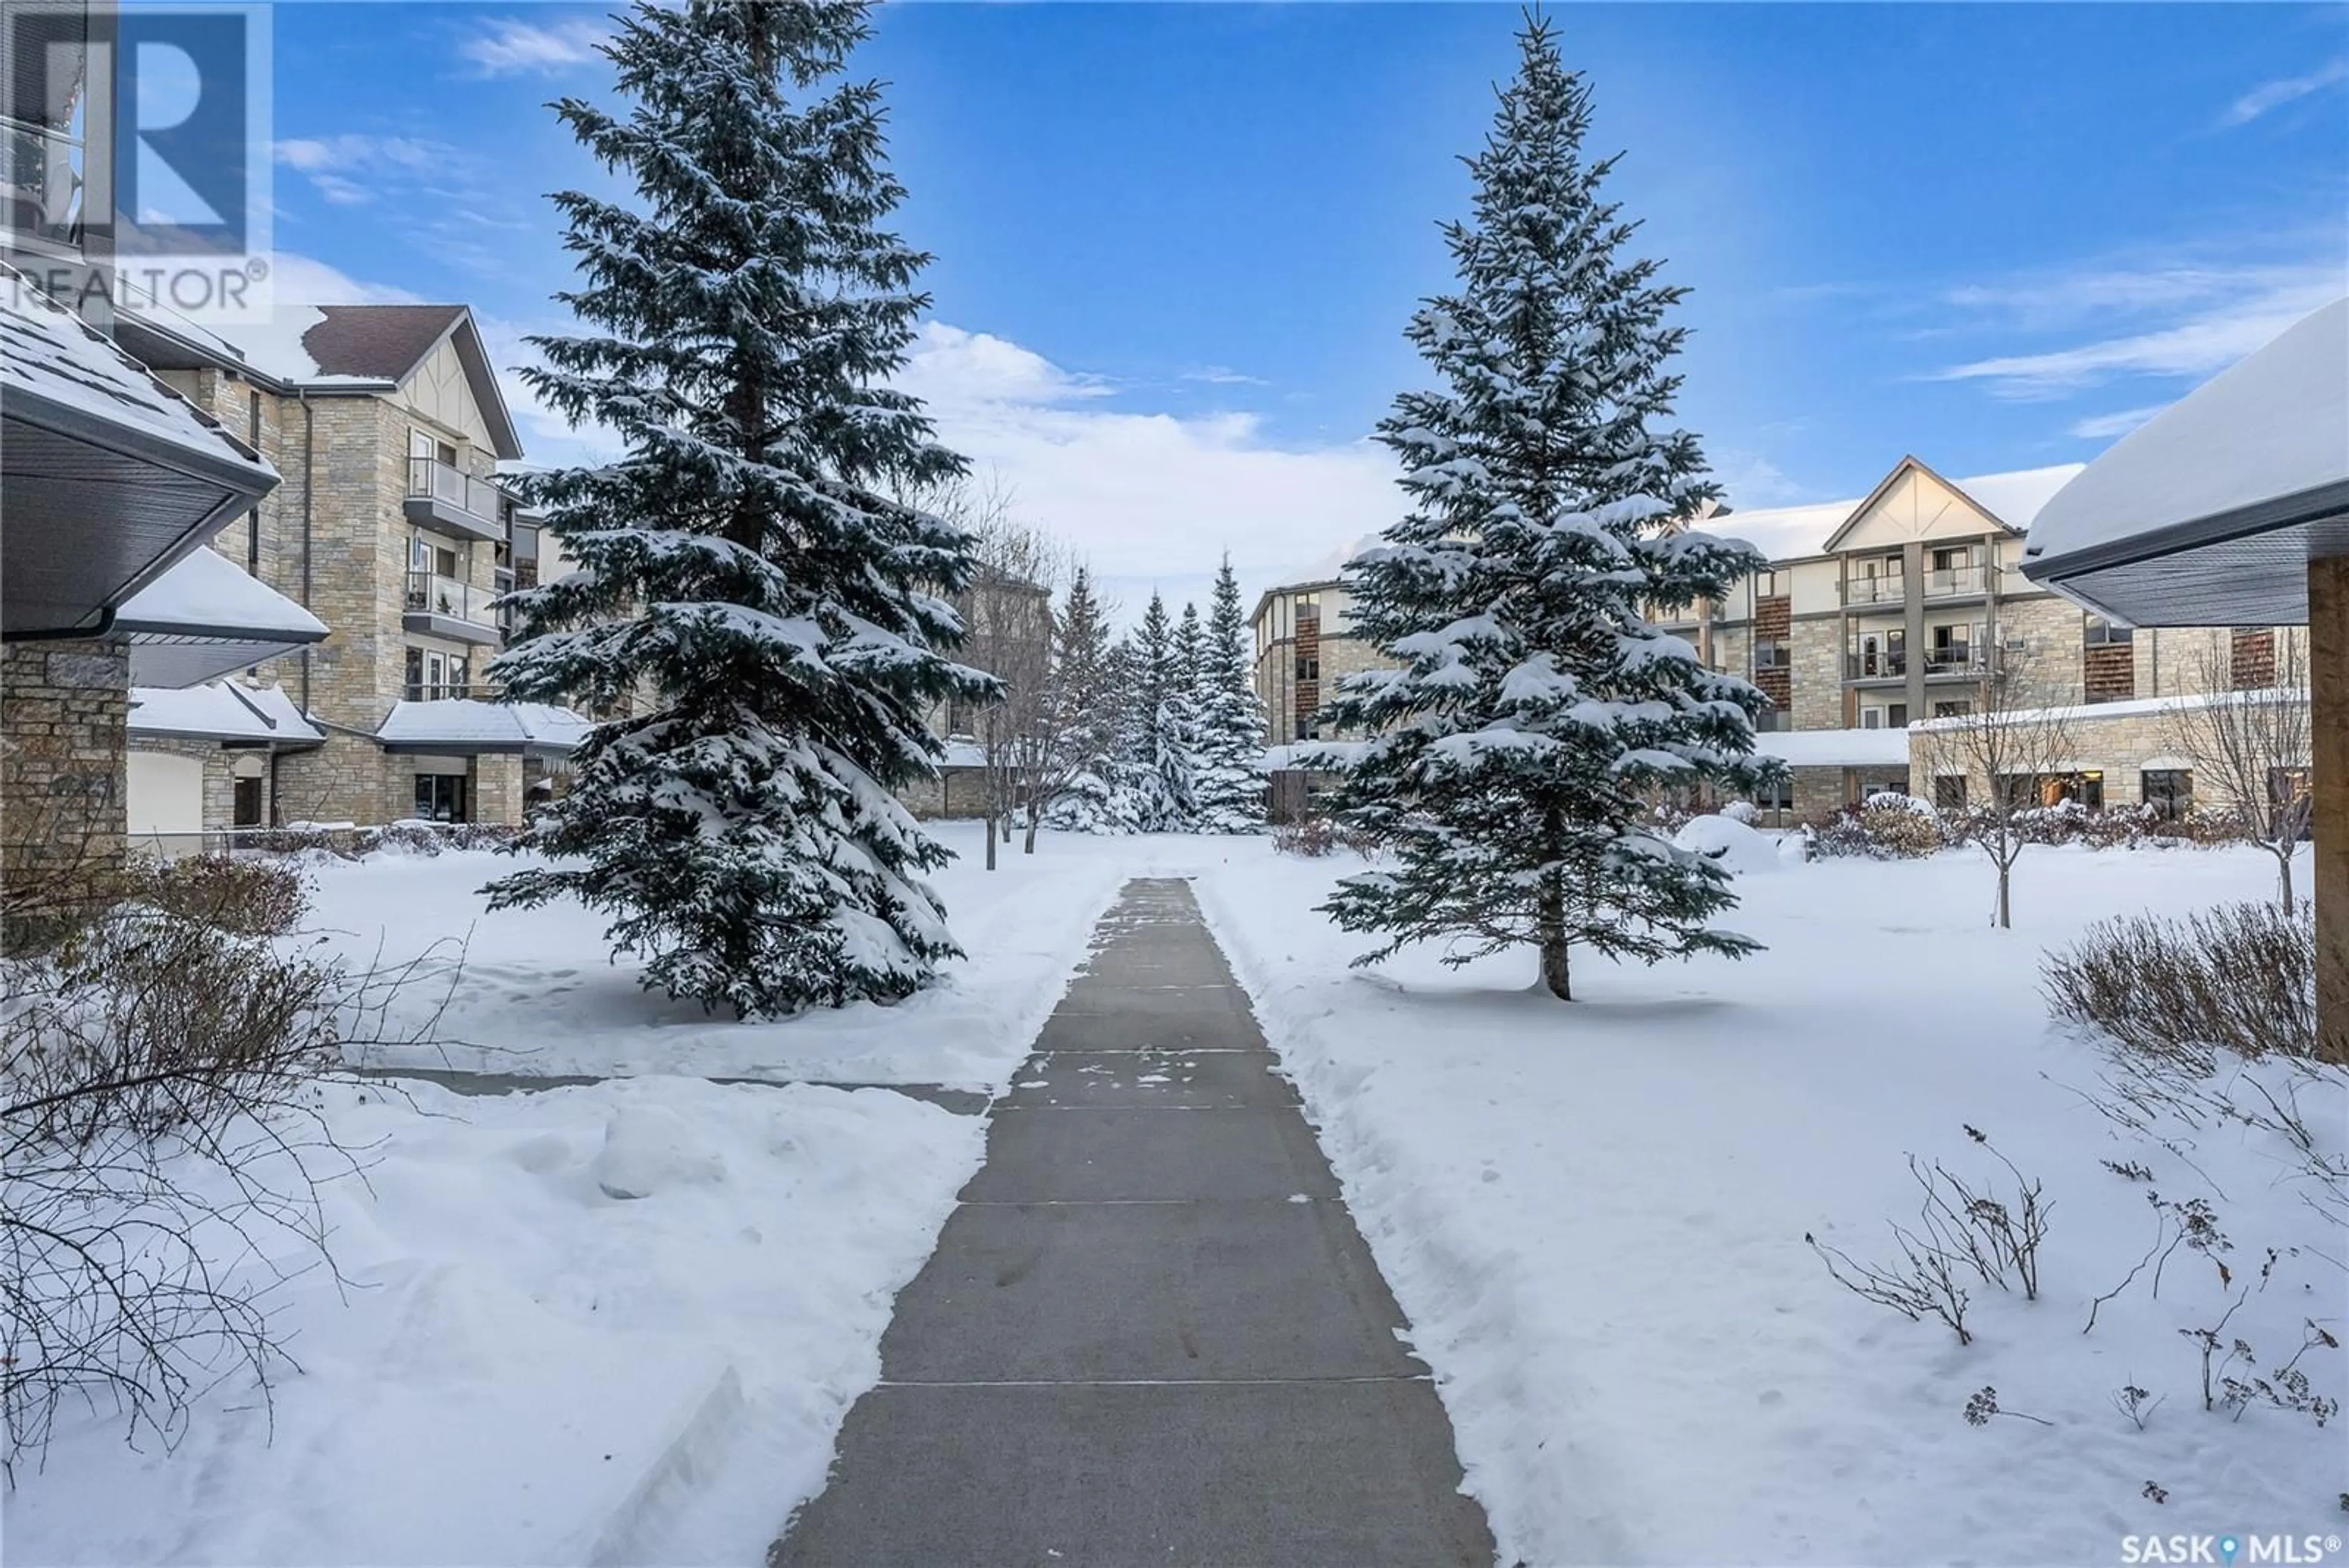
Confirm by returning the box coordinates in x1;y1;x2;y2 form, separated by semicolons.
298;304;467;381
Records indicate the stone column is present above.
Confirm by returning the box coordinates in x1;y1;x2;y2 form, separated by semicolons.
473;753;524;826
2311;554;2348;1065
1;641;129;889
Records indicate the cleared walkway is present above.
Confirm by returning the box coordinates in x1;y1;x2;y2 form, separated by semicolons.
769;878;1494;1568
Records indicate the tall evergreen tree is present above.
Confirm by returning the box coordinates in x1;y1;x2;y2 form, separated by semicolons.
1040;565;1124;834
1117;592;1187;831
1321;18;1775;1000
1192;557;1270;833
484;0;996;1018
1162;602;1204;830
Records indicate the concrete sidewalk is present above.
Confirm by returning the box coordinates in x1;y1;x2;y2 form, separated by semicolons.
769;878;1495;1567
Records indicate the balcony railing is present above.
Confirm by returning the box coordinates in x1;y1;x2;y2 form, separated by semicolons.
1922;646;1992;677
1842;573;1905;607
1845;650;1907;680
1;113;86;248
403;681;501;702
404;458;505;540
1920;563;1995;598
405;571;500;628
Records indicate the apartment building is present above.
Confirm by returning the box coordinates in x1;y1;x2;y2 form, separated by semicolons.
1250;454;2306;823
113;302;587;833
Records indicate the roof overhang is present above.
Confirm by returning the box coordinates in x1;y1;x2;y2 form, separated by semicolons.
2023;297;2349;627
2;277;280;637
375;699;590;756
111;547;330;686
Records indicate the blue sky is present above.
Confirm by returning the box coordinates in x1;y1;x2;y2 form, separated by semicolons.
253;1;2349;612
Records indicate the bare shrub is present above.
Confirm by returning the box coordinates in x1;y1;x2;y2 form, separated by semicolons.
2043;901;2315;1066
1858;797;1946;858
123;853;310;937
1807;1224;1973;1345
1274;814;1381;858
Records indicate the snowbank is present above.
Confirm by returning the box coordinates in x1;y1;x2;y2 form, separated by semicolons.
1194;841;2339;1566
10;1075;984;1566
1670;812;1784;875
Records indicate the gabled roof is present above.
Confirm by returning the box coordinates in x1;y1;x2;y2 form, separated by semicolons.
116;300;525;460
129;681;324;745
1722;459;2086;563
1821;455;2017;554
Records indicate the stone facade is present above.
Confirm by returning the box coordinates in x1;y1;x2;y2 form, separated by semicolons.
2;641;130;886
1788;618;1844;730
152;325;532;830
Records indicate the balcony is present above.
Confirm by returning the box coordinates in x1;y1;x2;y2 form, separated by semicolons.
1842;573;1905;608
1844;650;1907;682
403;680;501;702
1920;563;1996;600
404;457;506;544
403;571;503;645
2;112;86;253
1921;646;1993;679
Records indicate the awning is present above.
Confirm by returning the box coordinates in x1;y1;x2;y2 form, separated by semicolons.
128;681;324;746
112;547;329;686
2022;297;2349;628
1;266;280;635
377;699;593;756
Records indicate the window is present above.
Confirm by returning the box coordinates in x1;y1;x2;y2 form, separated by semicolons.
1934;775;1968;810
1754;569;1781;599
413;773;468;823
1932;699;1972;719
1753;774;1794;811
1753;638;1791;671
1861;708;1881;730
2073;770;2105;809
1887;704;1908;730
1929;544;1972;573
1294;719;1319;741
1296;655;1319;681
2142;769;2191;822
2084;615;2132;646
406;646;469;700
1753;708;1791;732
232;776;264;828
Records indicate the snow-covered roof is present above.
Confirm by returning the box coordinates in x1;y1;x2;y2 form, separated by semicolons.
0;266;273;477
129;681;323;745
112;547;329;687
377;699;593;753
2022;297;2349;628
115;546;328;639
936;738;987;768
1909;688;2307;734
1721;463;2087;564
1753;727;1912;768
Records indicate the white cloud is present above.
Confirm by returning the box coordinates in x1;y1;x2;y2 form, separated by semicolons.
897;322;1398;610
2066;405;2166;441
2221;58;2349;127
275;135;456;206
269;250;423;307
1935;256;2347;399
459;17;611;78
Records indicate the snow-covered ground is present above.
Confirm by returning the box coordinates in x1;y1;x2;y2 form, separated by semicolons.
1191;833;2345;1567
12;825;2339;1566
9;823;1116;1567
314;826;1129;1088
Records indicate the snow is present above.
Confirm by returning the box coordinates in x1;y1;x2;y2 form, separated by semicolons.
11;1075;981;1567
12;825;2336;1566
1671;811;1786;875
0;267;275;475
128;680;322;743
1190;838;2340;1567
376;699;595;751
2028;297;2349;564
1909;686;2307;732
1754;724;1913;767
323;823;1129;1089
114;546;330;639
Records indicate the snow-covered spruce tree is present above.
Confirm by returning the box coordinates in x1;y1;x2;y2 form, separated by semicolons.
484;0;996;1018
1115;593;1187;831
1191;557;1270;833
1039;565;1124;834
1162;603;1204;830
1321;17;1775;1001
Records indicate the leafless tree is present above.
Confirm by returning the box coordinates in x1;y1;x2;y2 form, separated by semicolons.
1916;642;2077;929
2166;631;2311;908
918;475;1064;869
